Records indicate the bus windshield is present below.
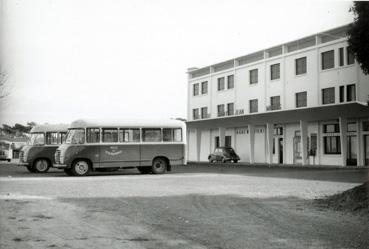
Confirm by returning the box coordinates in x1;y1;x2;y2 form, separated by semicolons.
28;133;45;145
65;129;85;144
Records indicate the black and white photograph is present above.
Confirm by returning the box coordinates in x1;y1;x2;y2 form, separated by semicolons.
0;0;368;248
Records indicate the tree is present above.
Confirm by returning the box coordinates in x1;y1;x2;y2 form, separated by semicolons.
347;2;369;75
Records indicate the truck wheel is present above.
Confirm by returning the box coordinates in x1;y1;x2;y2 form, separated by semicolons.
152;158;167;174
137;166;152;174
71;160;90;176
33;159;50;173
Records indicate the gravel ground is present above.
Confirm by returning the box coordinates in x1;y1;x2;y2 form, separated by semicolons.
0;164;368;249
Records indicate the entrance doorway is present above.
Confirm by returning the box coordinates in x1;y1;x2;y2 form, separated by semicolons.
225;136;232;147
293;131;302;164
278;138;283;164
347;135;357;166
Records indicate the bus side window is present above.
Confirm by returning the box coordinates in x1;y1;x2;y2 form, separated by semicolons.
46;132;58;145
142;128;161;142
119;128;140;142
59;132;67;144
102;128;118;143
86;128;100;143
163;128;182;142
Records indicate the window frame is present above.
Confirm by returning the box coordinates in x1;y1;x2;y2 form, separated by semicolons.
249;99;258;113
295;57;307;75
86;128;101;143
321;50;335;70
295;91;307;108
217;77;225;91
249;69;258;84
322;87;335;105
201;81;208;95
270;63;280;80
193;83;199;96
346;84;356;102
142;128;162;142
227;75;234;89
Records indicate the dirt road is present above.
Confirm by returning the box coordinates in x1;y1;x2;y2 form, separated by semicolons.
0;169;368;248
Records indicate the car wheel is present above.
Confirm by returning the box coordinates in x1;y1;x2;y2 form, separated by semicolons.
7;159;11;162
33;159;50;173
26;164;36;173
137;166;152;174
64;168;74;176
233;160;238;163
71;159;90;176
152;158;167;174
221;157;226;163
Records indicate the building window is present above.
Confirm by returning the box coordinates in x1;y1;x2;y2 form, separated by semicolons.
347;84;356;102
324;136;341;154
201;107;208;119
295;91;307;108
321;50;335;70
347;122;357;132
322;87;335;104
102;128;118;143
249;99;258;113
363;121;369;131
324;124;340;133
86;128;100;143
119;129;140;142
217;104;225;117
193;83;199;96
225;136;232;147
217;77;225;91
227;75;234;89
339;86;344;103
249;69;258;84
347;47;355;65
201;81;208;94
227;103;234;116
270;63;280;80
295;57;307;75
339;47;344;66
192;108;199;120
270;96;281;110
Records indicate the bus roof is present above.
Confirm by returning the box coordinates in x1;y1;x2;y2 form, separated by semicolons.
68;119;186;129
30;124;69;133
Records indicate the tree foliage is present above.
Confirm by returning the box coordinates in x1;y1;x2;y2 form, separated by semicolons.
0;122;36;136
347;1;369;75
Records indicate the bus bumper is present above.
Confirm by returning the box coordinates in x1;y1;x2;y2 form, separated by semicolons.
53;164;67;169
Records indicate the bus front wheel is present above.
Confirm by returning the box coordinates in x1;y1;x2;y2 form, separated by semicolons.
33;159;50;173
152;158;167;174
71;160;91;176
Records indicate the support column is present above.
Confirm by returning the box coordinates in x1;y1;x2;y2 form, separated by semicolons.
266;123;274;164
339;117;348;166
196;128;202;162
248;125;255;164
300;120;308;165
219;127;225;147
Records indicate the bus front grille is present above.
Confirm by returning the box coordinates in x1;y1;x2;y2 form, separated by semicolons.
55;150;61;164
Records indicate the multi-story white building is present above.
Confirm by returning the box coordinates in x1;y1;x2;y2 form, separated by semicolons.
186;24;369;167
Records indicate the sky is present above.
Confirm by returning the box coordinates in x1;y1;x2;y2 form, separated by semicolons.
0;0;354;126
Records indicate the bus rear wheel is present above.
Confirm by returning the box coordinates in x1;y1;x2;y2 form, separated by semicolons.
137;166;152;174
71;160;91;176
33;159;50;173
152;158;167;174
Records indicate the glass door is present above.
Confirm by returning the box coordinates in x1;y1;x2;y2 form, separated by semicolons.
346;135;357;166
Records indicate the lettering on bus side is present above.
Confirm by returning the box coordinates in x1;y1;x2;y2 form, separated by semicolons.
105;146;123;156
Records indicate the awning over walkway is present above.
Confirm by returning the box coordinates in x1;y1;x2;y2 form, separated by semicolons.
186;102;369;129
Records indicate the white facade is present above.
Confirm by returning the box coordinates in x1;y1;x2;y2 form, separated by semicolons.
187;25;369;167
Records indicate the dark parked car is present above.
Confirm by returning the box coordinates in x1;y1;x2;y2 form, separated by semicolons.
208;147;240;163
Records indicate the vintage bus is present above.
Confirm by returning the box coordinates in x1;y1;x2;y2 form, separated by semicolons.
19;124;68;173
54;119;186;176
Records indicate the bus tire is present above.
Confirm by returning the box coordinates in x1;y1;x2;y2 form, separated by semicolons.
64;168;74;176
137;166;152;174
33;159;50;173
26;164;36;173
71;159;91;176
151;157;167;174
